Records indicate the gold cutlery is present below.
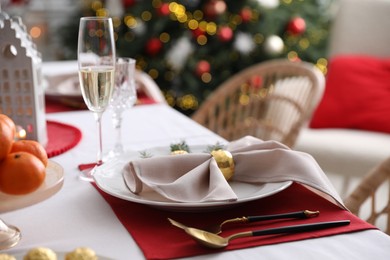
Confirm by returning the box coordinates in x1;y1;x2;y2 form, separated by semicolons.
206;210;319;234
168;218;350;249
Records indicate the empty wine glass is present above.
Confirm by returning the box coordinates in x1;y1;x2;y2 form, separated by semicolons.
78;17;115;181
105;57;137;159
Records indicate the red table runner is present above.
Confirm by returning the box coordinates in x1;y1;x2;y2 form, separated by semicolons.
45;120;82;158
45;93;156;113
92;182;376;260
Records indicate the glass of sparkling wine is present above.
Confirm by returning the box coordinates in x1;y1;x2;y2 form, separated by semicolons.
77;17;115;181
106;57;137;159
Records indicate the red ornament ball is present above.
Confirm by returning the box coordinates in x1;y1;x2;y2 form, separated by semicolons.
240;7;252;23
218;26;233;42
191;28;205;38
204;0;227;17
157;3;170;16
196;60;211;77
287;17;306;35
122;0;135;8
251;75;263;89
145;38;163;56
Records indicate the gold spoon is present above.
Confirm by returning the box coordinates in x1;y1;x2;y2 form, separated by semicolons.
207;210;319;234
168;218;350;249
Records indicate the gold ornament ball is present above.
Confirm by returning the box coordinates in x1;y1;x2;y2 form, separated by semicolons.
211;149;235;181
171;150;188;155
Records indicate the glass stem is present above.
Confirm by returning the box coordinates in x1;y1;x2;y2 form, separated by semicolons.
94;112;104;166
112;110;124;154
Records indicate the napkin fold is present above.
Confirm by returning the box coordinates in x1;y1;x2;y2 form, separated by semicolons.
123;136;345;208
123;153;238;202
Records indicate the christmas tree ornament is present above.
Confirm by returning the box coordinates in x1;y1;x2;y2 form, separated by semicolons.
106;0;124;17
157;3;170;16
195;60;211;77
234;32;255;54
210;149;235;181
122;0;135;8
166;36;193;71
204;0;227;17
191;28;205;39
240;7;253;23
264;35;284;55
218;26;233;42
287;17;306;35
145;37;163;56
255;0;280;9
251;75;263;89
131;19;146;35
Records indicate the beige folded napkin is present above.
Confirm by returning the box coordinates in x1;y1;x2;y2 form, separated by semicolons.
123;136;345;208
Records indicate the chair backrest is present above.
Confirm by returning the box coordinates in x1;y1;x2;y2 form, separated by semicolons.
191;59;325;147
135;70;167;104
344;157;390;235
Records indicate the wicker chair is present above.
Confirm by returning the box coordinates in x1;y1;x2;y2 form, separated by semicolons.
344;157;390;234
191;59;325;147
135;70;166;104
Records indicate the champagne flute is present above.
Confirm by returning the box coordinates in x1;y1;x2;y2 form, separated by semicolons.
78;17;115;181
106;57;137;159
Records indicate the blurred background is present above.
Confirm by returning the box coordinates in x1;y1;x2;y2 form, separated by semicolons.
1;0;335;114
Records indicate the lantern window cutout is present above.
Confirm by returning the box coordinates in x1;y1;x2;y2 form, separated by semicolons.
0;10;47;145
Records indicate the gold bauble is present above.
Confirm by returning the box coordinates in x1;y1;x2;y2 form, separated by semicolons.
211;149;235;181
171;150;188;155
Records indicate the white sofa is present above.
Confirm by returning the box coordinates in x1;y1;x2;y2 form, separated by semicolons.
294;0;390;197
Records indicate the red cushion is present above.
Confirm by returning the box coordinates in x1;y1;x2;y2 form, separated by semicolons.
310;55;390;133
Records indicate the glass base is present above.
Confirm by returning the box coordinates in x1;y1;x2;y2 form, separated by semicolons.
79;165;97;182
0;221;21;250
104;144;124;162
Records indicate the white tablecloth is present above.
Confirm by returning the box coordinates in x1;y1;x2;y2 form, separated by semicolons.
2;104;390;259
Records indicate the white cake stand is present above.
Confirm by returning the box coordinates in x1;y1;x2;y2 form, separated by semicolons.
0;160;64;249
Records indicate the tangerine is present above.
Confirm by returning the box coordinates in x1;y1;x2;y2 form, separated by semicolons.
0;114;16;133
11;139;48;167
0;152;46;195
0;114;15;161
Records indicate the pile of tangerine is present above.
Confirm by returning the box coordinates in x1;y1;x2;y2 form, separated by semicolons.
0;114;48;195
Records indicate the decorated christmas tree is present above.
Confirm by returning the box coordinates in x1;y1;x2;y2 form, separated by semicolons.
60;0;334;115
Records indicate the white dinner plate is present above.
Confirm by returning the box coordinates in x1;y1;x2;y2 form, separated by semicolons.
45;75;81;98
0;160;64;213
93;146;292;212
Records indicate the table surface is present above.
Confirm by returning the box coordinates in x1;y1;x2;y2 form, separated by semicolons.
2;103;390;260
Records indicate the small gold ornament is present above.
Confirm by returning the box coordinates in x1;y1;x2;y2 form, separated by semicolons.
170;140;190;155
211;149;235;181
171;150;188;155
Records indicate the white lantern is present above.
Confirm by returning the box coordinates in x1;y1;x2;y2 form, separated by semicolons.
0;9;47;145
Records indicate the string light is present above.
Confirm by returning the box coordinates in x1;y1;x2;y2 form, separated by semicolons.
15;125;26;140
29;26;42;39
